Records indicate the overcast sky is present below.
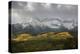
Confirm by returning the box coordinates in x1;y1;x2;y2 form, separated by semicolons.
10;1;78;29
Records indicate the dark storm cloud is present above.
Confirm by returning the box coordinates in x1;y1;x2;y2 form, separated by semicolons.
11;1;78;29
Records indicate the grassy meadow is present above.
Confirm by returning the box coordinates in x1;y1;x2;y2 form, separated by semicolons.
10;32;78;53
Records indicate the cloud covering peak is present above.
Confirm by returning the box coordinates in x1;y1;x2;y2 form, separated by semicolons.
10;1;78;29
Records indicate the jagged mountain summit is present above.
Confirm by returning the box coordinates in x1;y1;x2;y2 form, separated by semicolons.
11;17;77;35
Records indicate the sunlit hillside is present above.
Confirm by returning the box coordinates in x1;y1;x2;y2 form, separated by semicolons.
12;32;73;41
10;32;77;53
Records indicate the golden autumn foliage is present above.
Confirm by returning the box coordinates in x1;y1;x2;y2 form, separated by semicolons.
12;33;32;41
12;32;73;42
51;32;73;40
11;32;77;53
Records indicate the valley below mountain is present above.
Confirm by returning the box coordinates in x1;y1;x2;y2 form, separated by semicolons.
10;32;78;53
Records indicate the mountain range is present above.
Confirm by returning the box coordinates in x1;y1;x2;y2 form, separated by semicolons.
10;17;77;35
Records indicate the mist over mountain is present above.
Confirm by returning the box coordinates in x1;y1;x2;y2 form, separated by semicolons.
10;1;78;35
10;17;77;35
9;2;78;52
